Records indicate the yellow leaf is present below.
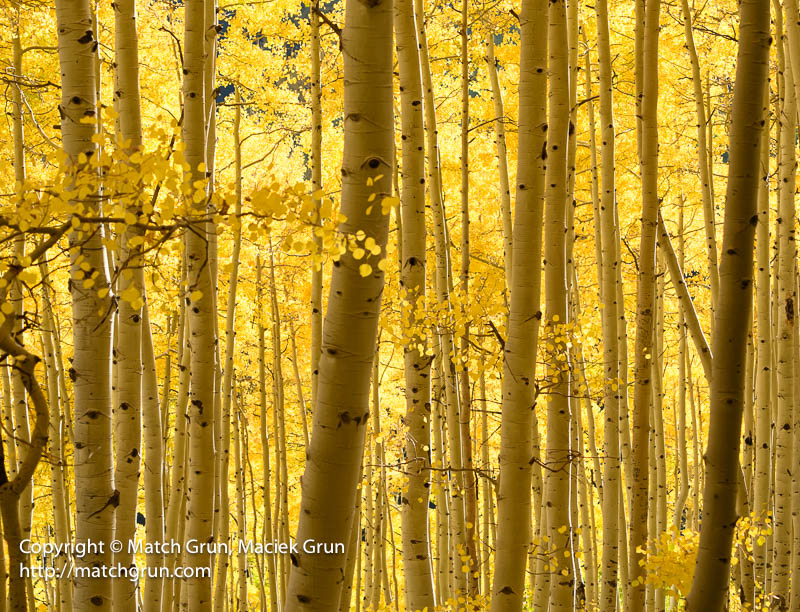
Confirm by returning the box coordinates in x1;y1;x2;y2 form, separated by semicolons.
359;264;372;277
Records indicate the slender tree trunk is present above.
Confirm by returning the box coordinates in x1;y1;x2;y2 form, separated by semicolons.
680;0;719;314
182;0;217;607
485;33;513;292
394;0;435;605
256;258;278;612
674;209;690;530
770;33;796;606
629;0;661;605
595;0;622;606
543;1;574;609
309;0;323;410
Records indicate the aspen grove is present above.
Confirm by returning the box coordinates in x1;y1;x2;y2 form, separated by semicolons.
0;0;794;609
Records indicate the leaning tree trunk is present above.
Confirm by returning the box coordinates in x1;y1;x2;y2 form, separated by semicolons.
284;0;393;605
489;0;547;608
685;0;771;608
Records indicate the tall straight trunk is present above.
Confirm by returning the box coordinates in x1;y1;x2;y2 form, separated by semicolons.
485;33;513;292
595;0;622;607
685;0;770;606
39;263;73;612
652;260;667;612
182;0;216;607
674;209;690;529
142;306;165;611
752;80;771;592
213;90;244;611
680;0;719;315
9;40;33;602
255;258;278;612
478;352;493;599
165;301;190;610
414;0;468;594
457;4;479;593
489;0;547;608
285;0;393;603
430;346;450;604
394;0;435;606
582;41;606;513
54;1;116;609
792;265;800;611
269;248;290;603
112;0;145;608
629;0;661;605
232;401;249;612
771;35;796;605
543;1;573;609
310;0;323;410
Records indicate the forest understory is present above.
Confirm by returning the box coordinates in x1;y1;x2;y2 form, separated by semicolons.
0;0;791;610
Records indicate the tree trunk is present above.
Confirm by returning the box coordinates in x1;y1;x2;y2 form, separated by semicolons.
685;0;770;607
284;0;393;603
489;0;547;608
394;0;435;605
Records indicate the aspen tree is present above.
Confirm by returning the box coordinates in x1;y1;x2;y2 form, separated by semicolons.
166;307;190;609
430;346;450;604
489;0;547;608
287;320;310;450
255;258;278;612
182;0;217;607
414;0;468;593
338;461;363;612
232;400;248;612
477;351;493;599
629;0;661;604
656;215;713;381
141;307;165;611
542;1;574;608
792;266;800;611
268;247;289;602
9;38;33;595
284;0;393;603
54;0;116;608
594;0;623;605
582;42;606;512
112;0;146;607
310;0;323;409
486;33;513;291
673;209;690;529
770;36;795;605
39;264;73;612
752;81;772;591
213;89;244;611
652;259;667;612
458;4;479;591
394;0;435;605
0;230;64;611
680;0;719;313
686;0;771;606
